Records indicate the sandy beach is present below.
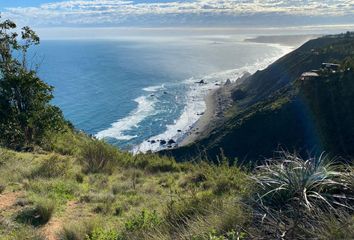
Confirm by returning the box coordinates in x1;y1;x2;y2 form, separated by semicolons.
179;73;249;146
179;88;219;146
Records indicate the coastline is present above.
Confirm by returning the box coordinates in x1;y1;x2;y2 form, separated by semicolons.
179;74;248;147
178;36;312;147
179;88;218;146
134;37;298;153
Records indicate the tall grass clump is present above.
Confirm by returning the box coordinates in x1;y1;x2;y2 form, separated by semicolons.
15;198;55;227
80;139;120;174
58;218;121;240
58;220;97;240
126;153;181;173
251;152;353;239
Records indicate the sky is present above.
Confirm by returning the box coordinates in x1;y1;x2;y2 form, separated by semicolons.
0;0;354;28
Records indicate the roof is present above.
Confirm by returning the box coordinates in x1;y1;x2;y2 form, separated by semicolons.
301;72;320;77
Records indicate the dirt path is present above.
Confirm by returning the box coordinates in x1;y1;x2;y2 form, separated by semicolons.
41;200;80;240
0;192;22;211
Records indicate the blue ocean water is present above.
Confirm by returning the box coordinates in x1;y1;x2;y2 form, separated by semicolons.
33;35;289;151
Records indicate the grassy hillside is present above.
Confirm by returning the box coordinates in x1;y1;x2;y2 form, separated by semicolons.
167;33;354;163
0;133;251;240
0;133;353;239
0;132;353;240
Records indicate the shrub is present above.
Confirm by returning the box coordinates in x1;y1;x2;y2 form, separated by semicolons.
125;210;161;232
31;154;70;178
15;199;54;226
45;129;87;156
0;148;14;166
80;140;120;174
90;228;122;240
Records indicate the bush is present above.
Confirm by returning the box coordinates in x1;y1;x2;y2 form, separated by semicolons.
80;140;120;174
125;210;161;232
15;199;54;226
0;148;14;166
90;228;122;240
45;129;88;156
31;154;70;178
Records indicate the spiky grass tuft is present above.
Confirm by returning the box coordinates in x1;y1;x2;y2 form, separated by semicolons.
251;152;353;239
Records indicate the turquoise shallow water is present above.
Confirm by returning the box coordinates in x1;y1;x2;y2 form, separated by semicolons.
32;36;287;150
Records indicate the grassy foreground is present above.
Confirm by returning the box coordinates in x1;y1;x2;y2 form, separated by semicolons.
0;131;353;240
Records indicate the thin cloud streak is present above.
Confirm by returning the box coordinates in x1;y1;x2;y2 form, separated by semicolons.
2;0;354;26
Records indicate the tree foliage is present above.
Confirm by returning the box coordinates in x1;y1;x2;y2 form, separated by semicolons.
0;16;66;149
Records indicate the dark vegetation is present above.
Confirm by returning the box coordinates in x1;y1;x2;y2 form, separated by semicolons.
168;32;354;163
0;17;353;239
0;17;67;151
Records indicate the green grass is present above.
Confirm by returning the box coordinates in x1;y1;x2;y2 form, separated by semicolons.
0;136;352;240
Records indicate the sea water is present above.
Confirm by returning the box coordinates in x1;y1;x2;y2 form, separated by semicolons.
33;31;291;152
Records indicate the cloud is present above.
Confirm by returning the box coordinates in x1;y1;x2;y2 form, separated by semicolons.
2;0;354;27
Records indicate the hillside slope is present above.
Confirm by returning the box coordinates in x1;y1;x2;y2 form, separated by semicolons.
165;33;354;163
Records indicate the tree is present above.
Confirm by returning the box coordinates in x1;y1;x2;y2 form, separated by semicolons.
0;16;66;150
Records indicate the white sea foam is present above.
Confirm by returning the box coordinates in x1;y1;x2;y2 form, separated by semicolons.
142;84;165;92
134;44;293;153
96;96;157;141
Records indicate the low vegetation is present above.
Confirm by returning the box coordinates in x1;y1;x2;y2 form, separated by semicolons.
0;132;352;239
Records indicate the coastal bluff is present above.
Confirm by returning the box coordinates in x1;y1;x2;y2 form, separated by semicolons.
161;33;354;163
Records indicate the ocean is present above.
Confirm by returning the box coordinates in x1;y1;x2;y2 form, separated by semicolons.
32;31;291;152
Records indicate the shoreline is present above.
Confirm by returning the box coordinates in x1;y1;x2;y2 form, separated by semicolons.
179;88;218;146
178;38;307;147
179;74;248;147
135;37;299;153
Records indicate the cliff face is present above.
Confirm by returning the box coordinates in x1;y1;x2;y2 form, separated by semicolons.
164;33;354;163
